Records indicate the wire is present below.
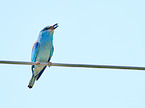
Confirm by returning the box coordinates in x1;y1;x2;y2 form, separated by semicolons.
0;60;145;71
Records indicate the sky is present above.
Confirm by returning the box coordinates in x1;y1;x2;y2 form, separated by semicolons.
0;0;145;108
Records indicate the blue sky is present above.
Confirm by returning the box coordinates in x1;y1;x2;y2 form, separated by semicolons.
0;0;145;108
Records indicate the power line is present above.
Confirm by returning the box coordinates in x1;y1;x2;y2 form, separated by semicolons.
0;60;145;71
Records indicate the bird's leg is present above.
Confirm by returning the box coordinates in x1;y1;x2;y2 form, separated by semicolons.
48;62;52;67
36;61;40;66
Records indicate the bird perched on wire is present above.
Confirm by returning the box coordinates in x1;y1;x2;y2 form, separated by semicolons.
28;23;58;89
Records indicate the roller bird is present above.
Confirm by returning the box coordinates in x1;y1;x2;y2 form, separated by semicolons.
28;23;58;89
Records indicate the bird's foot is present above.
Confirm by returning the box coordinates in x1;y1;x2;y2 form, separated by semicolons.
36;61;40;66
48;62;52;67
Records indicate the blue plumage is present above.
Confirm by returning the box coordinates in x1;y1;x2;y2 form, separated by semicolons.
28;23;58;89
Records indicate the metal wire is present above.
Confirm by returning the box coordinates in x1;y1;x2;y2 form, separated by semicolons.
0;60;145;71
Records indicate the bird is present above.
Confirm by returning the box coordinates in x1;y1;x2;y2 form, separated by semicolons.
28;23;58;89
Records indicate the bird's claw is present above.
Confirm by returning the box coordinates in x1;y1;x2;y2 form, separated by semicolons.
48;62;52;67
36;61;40;66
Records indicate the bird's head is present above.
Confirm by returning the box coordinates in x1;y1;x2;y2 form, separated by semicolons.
41;23;58;32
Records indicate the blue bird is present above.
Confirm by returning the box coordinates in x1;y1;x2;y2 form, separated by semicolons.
28;23;58;89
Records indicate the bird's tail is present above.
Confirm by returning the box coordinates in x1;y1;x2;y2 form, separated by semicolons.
28;74;35;89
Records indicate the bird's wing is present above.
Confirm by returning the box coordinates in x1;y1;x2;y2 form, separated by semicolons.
36;46;54;81
31;41;40;62
31;42;40;74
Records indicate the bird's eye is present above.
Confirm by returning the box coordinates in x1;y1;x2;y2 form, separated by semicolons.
43;27;50;31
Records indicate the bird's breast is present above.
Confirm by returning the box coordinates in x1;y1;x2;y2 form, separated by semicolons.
36;38;53;62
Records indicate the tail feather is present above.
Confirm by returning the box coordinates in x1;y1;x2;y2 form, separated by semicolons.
36;66;47;81
28;74;35;89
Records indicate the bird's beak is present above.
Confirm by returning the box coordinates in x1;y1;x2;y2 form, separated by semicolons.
52;23;58;30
